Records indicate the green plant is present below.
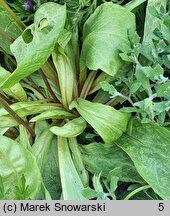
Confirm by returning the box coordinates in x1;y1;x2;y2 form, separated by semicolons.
0;0;170;200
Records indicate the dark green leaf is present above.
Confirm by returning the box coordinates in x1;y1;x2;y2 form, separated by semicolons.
115;120;170;199
79;142;144;183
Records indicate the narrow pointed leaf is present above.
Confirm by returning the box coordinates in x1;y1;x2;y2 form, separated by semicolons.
70;98;130;143
19;125;31;150
58;136;86;200
0;101;59;118
68;138;89;186
30;109;74;122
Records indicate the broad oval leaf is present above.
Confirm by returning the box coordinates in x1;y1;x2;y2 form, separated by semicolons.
80;3;135;76
0;135;42;199
70;98;130;143
115;120;170;199
1;3;66;89
79;142;144;183
50;117;87;138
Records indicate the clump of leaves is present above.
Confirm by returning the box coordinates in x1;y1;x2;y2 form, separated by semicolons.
0;0;170;200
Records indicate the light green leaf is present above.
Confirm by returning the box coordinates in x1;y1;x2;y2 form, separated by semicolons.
58;136;86;200
0;66;27;101
115;120;170;199
80;2;135;76
82;187;98;200
142;0;167;47
1;3;66;89
19;125;31;150
30;109;74;122
0;116;18;128
80;142;144;183
52;32;78;109
68;137;89;187
31;126;54;171
157;82;170;99
50;117;87;138
52;49;74;109
0;135;42;199
70;98;130;143
0;101;59;118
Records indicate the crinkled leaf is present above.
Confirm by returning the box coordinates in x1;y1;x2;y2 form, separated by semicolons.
0;135;42;199
70;98;130;143
80;3;135;76
1;3;66;89
50;117;87;138
115;119;170;199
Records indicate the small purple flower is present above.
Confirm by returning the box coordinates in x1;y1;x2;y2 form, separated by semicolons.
23;0;33;11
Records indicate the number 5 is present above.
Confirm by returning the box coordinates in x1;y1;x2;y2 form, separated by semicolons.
158;203;164;211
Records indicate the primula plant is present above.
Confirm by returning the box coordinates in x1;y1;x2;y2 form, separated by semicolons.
0;0;170;200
